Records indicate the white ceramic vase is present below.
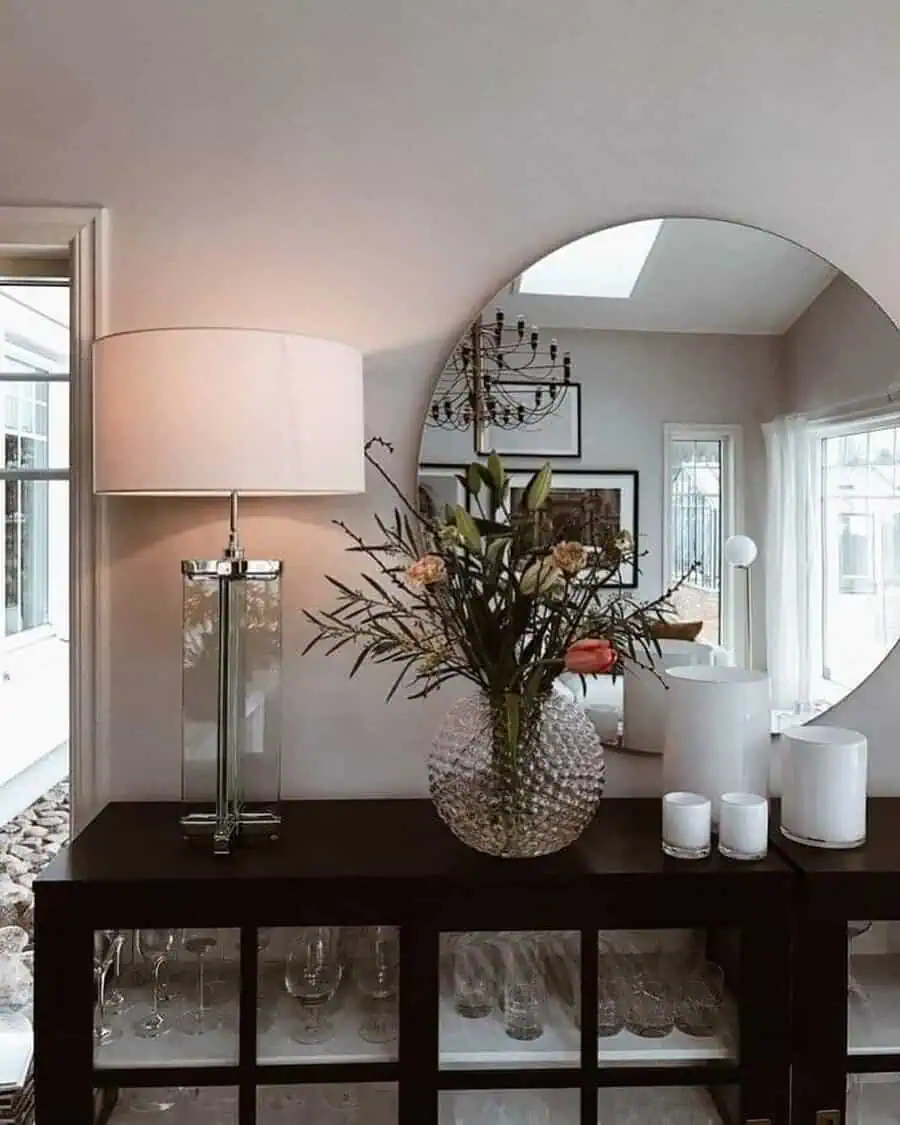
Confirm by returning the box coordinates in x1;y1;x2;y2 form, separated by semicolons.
780;725;867;849
623;639;716;754
663;666;771;820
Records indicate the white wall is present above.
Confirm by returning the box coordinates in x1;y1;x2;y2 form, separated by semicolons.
422;328;781;606
785;274;900;414
6;0;900;800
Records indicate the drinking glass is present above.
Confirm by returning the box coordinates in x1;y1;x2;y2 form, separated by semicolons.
354;925;399;1043
176;929;223;1035
133;928;182;1039
452;935;495;1019
92;932;121;1046
624;977;674;1038
500;936;545;1042
675;962;725;1037
100;930;132;1013
285;926;344;1044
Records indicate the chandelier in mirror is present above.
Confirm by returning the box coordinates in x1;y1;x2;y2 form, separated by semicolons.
427;307;573;431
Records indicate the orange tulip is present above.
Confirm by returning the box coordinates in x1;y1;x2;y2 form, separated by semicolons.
565;637;616;675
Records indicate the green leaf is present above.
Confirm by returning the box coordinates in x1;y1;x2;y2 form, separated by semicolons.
487;451;505;490
522;463;553;512
466;463;484;496
454;505;482;552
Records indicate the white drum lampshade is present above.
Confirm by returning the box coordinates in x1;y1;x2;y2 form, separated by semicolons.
92;327;366;854
623;640;716;754
93;327;365;496
781;725;868;849
663;665;771;820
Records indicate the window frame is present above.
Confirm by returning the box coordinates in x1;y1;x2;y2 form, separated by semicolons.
813;409;900;700
662;423;743;655
0;207;109;836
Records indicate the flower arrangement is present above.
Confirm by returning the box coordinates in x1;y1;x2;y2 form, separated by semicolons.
305;439;685;743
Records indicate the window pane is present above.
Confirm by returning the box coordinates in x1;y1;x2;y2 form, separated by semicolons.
0;381;68;469
4;479;67;638
668;439;722;644
823;424;900;693
0;282;70;370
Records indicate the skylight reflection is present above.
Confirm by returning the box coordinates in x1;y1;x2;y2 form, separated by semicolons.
519;219;664;299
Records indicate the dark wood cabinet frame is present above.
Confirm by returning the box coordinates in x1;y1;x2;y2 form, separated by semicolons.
35;798;800;1125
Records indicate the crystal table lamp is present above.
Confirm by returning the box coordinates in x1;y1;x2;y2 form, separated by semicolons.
93;327;365;854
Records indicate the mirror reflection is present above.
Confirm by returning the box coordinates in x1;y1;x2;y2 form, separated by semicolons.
419;218;900;750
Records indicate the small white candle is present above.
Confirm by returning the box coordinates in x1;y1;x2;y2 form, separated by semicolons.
662;792;711;859
718;792;768;861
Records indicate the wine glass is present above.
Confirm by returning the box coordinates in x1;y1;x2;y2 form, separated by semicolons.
284;926;344;1044
176;929;222;1035
92;931;121;1046
133;928;182;1039
354;925;399;1043
100;930;132;1012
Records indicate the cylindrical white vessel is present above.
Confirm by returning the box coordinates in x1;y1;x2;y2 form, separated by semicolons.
663;666;771;820
662;792;711;859
623;640;716;754
780;725;867;849
718;792;769;861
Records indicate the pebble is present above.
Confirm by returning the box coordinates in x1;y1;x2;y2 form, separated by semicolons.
0;781;68;944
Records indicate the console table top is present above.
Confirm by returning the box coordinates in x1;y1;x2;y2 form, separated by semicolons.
36;797;794;887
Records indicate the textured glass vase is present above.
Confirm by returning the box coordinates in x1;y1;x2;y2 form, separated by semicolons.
429;691;605;858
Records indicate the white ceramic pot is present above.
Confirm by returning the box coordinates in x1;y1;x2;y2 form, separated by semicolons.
623;640;716;755
780;725;867;849
662;666;771;820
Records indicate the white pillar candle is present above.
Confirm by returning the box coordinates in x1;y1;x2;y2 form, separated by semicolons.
780;725;867;849
662;792;712;859
718;792;769;861
663;666;771;822
623;639;715;754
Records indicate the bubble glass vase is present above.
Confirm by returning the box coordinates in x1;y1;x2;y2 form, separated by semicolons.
429;691;605;858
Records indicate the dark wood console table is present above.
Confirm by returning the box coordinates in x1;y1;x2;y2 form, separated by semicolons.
34;798;795;1124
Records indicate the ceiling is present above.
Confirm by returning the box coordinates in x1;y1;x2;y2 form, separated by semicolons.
488;218;839;336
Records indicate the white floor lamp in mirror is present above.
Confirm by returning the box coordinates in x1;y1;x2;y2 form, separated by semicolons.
93;327;365;855
724;534;757;669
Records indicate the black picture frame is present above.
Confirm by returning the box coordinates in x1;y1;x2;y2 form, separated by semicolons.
474;381;582;459
506;468;640;588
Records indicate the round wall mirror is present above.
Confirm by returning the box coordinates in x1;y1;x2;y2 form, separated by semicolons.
418;217;900;752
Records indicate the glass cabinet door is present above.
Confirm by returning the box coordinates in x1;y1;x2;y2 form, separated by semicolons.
92;928;241;1069
95;1086;239;1123
439;930;579;1069
594;928;738;1068
258;1082;397;1124
439;1089;580;1124
257;925;400;1065
848;921;900;1056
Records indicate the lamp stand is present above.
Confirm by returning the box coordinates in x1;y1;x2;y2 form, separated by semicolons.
740;563;754;670
180;492;282;855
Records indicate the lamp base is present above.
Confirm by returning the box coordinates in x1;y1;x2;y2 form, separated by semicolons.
180;806;282;855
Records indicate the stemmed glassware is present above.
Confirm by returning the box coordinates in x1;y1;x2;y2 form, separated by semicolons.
92;931;123;1046
284;926;344;1044
99;929;132;1013
354;925;399;1043
176;929;223;1035
133;928;182;1039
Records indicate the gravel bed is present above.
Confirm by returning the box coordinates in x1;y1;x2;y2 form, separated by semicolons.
0;780;69;944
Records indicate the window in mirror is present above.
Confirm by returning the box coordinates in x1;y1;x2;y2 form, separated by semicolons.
665;426;738;650
820;419;900;699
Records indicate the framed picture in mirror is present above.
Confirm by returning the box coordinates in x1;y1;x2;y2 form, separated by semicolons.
417;464;467;520
475;381;581;458
507;469;639;588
